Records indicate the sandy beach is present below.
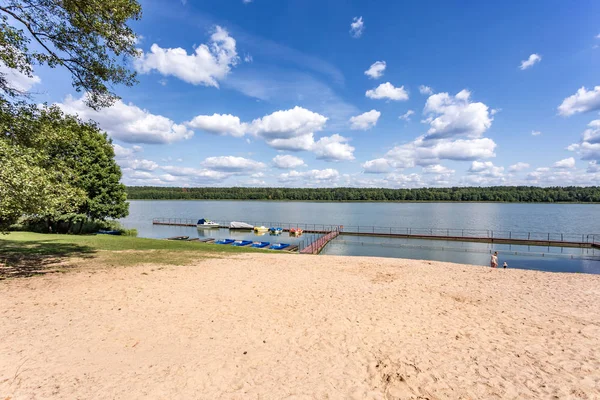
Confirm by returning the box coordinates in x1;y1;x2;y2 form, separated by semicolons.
1;253;599;399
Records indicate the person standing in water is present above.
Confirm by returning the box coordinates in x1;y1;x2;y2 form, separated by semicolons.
490;252;498;268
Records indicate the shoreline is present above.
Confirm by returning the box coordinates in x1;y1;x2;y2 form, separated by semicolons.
2;253;599;398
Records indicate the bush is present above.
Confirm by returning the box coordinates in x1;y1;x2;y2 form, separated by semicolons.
15;217;136;236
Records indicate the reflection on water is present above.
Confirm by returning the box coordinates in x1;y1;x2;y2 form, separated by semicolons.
321;236;600;274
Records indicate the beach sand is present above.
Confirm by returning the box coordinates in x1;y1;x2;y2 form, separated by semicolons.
1;253;599;399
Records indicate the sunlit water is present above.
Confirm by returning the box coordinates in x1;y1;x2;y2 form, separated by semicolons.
121;200;600;274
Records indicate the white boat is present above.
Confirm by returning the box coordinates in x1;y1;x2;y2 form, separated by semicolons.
197;218;220;228
229;221;254;229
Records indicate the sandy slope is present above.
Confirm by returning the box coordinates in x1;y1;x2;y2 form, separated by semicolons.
1;253;599;399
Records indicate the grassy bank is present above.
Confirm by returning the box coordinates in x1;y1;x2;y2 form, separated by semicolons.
0;232;268;279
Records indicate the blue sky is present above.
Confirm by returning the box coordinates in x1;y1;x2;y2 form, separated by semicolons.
9;0;600;187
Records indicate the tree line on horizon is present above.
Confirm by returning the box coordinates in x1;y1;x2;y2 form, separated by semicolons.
125;186;600;203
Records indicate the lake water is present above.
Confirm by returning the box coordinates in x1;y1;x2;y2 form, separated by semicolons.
121;200;600;274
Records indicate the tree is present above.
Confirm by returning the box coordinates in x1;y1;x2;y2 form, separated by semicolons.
0;102;128;230
0;0;142;109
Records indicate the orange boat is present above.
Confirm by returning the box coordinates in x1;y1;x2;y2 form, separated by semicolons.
289;228;303;236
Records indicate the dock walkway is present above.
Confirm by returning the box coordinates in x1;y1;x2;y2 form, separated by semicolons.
152;218;599;252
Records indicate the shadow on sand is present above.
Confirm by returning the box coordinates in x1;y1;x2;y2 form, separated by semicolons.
0;238;96;279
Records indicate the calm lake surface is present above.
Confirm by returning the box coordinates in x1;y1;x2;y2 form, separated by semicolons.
121;200;600;274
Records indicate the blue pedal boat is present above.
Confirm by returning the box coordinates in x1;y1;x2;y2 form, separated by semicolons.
250;241;270;248
269;227;283;235
231;240;252;247
215;239;235;245
269;243;290;250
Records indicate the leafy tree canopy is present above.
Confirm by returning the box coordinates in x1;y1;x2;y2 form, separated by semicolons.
0;0;142;109
0;101;128;230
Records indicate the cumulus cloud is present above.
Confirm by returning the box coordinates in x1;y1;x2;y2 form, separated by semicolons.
186;113;246;137
531;130;542;136
364;61;386;79
272;154;306;169
279;169;340;185
422;164;454;175
553;157;576;169
55;94;193;144
588;161;600;173
266;134;315;151
509;162;530;172
385;137;497;167
519;54;542;70
349;110;381;130
419;85;433;95
249;106;328;140
0;62;41;92
422;89;493;140
558;86;600;116
469;161;504;177
312;134;355;161
366;82;409;101
135;26;238;87
201;156;266;172
362;158;392;174
113;144;134;159
399;110;414;121
350;17;364;38
120;158;159;171
567;120;600;161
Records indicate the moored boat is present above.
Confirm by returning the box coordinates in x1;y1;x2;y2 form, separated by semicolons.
250;241;270;248
167;236;189;240
231;240;252;247
254;226;268;232
197;218;220;228
215;238;235;245
289;228;303;236
269;227;283;234
269;243;290;250
230;221;254;230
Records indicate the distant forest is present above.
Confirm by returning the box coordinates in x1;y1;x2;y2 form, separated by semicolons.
126;186;600;203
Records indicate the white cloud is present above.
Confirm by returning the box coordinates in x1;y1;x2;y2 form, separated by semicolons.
531;130;541;136
266;134;315;151
0;62;41;92
553;157;576;169
120;158;159;171
186;113;247;137
113;144;134;159
362;158;392;174
135;26;238;87
558;86;600;116
519;53;542;70
201;156;266;172
419;85;433;95
243;0;253;3
423;90;493;140
349;110;381;130
567;120;600;161
55;94;193;144
249;106;328;140
350;17;364;38
366;82;409;101
384;173;424;188
279;169;340;185
422;164;454;175
272;154;306;169
312;134;355;161
469;161;504;177
597;33;600;39
399;110;414;121
244;54;253;63
385;137;497;167
588;161;600;173
364;61;386;79
509;162;530;172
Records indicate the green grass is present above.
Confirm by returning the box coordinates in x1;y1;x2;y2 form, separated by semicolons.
0;232;269;279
